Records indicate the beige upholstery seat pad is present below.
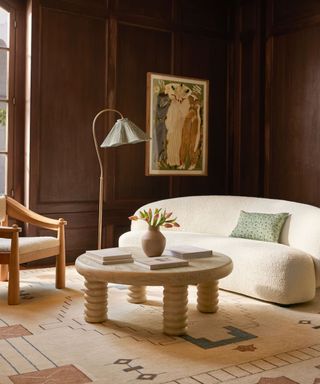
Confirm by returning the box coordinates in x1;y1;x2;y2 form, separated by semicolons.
0;237;59;254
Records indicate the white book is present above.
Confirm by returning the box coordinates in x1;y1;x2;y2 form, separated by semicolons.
86;247;132;261
134;256;189;270
86;254;134;265
166;245;213;259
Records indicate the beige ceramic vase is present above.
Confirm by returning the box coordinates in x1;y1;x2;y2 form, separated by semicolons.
141;225;166;257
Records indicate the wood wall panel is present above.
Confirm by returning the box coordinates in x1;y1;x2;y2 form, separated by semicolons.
265;25;320;205
112;0;172;24
180;0;231;35
28;2;106;259
233;0;320;207
111;23;171;203
271;0;320;33
40;0;107;17
231;0;263;197
39;8;105;203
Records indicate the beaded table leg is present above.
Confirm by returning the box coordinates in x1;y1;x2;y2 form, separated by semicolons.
128;285;147;303
84;279;108;323
197;280;219;313
163;285;188;335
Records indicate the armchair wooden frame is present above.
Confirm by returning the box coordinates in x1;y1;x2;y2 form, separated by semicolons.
0;196;67;305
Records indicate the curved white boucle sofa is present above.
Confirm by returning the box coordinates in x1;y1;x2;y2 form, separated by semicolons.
119;195;320;305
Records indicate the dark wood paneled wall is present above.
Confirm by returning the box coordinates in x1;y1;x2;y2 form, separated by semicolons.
264;0;320;205
27;0;107;260
233;0;320;207
27;0;233;261
232;0;264;197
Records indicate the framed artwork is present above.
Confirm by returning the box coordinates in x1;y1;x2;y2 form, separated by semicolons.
145;72;209;176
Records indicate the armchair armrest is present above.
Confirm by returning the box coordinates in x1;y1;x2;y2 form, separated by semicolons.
6;197;67;231
0;224;22;239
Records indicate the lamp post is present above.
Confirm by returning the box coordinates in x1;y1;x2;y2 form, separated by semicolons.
92;108;149;249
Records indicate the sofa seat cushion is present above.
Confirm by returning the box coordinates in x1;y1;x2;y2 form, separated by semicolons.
0;237;59;255
119;231;316;305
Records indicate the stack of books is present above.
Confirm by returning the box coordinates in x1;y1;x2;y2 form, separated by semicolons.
166;245;213;259
134;256;189;270
85;248;133;265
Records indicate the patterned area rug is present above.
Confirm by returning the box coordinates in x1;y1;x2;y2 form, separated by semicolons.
0;266;319;384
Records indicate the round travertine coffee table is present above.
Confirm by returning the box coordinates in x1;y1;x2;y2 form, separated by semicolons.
75;247;233;335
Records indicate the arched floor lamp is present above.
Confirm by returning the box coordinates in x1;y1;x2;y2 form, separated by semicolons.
92;108;149;249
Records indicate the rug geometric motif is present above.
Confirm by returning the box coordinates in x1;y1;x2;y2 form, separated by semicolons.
0;266;319;384
257;378;299;383
9;364;92;384
0;324;32;339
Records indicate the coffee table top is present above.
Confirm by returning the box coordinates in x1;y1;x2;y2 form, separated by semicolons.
75;247;233;286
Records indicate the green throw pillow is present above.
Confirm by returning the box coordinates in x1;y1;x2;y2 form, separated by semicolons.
230;211;289;243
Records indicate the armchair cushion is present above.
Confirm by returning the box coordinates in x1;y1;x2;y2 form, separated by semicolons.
0;237;59;254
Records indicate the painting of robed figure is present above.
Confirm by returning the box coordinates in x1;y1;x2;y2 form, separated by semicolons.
145;73;209;176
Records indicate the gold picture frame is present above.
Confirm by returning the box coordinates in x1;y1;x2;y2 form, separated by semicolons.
146;72;209;176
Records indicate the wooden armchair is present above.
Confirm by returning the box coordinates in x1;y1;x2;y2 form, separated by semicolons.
0;196;66;305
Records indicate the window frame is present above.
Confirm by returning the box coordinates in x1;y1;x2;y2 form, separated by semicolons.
0;0;25;202
0;1;15;197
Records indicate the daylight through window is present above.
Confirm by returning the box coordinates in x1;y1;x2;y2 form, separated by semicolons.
0;6;9;194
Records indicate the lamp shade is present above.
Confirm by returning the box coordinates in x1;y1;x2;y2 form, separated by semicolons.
100;118;150;148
